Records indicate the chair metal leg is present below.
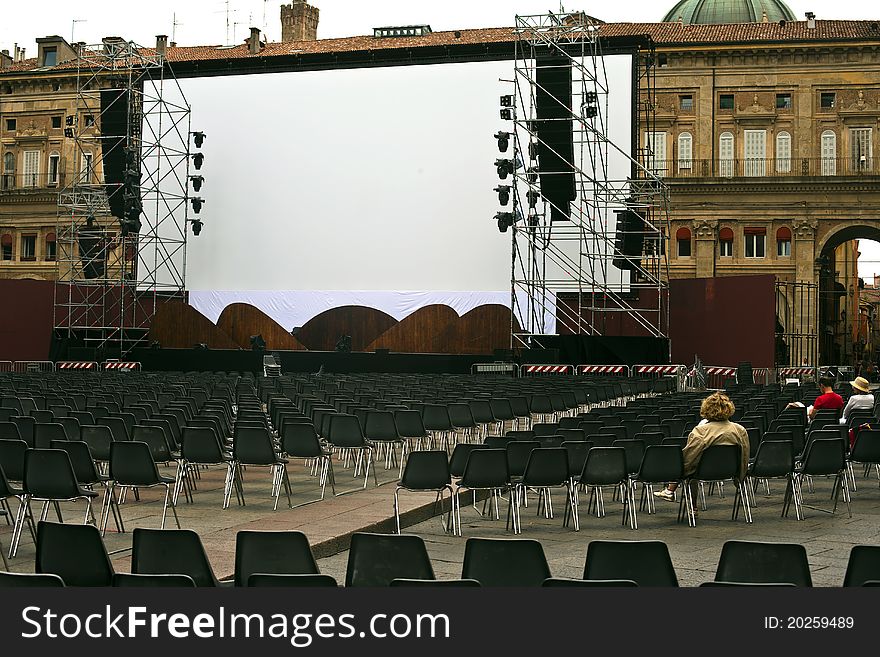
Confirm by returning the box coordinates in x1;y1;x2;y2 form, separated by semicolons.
9;496;29;558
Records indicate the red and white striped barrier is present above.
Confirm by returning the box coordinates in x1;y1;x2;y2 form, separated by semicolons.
102;361;142;371
521;364;574;376
633;365;682;376
577;365;629;376
57;361;99;370
779;367;816;378
705;367;736;377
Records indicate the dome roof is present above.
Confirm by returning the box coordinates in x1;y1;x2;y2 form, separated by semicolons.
663;0;797;24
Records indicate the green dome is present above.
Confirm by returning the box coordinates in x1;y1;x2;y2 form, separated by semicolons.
663;0;797;24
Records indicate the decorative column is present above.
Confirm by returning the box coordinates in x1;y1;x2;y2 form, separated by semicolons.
692;218;718;279
793;218;819;283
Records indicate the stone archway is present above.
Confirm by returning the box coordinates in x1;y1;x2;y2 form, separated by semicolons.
815;221;880;366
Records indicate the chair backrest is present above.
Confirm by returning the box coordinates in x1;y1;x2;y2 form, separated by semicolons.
561;441;593;478
233;426;278;465
234;530;319;587
112;573;196;587
0;421;22;442
522;447;570;487
422;405;452;432
715;540;812;586
327;414;367;449
36;521;114;586
635;445;684;483
505;441;539;479
23;448;84;499
247;574;338;587
98;416;129;442
400;450;451;490
580;446;628;486
692;444;741;481
393;410;427;438
132;528;219;587
364;411;400;441
11;415;35;447
448;444;484;478
461;537;551;586
749;440;794;478
281;422;323;459
345;532;435;587
851;429;880;463
800;437;845;476
49;440;101;485
181;426;224;463
611;439;645;475
843;545;880;587
583;540;678;586
132;425;173;461
34;422;68;448
110;441;164;486
0;438;28;482
0;572;66;587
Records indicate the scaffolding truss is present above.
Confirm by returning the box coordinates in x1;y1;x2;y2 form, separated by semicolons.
509;12;670;351
54;39;192;357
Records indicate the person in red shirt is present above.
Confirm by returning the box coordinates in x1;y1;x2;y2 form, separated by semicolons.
807;376;844;419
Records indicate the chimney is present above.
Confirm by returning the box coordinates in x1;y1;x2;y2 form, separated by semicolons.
247;27;263;54
156;34;168;56
19;47;25;61
281;1;320;42
0;49;10;70
806;12;816;29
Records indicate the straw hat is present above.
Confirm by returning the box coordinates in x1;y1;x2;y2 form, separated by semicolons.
850;376;871;393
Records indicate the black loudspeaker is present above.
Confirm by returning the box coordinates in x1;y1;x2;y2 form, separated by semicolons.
99;89;129;220
535;53;575;223
612;209;646;271
77;220;107;279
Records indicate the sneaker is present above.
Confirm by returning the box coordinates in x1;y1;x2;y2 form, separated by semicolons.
653;488;675;502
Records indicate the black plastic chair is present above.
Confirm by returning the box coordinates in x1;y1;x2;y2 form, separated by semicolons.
0;571;66;587
843;545;880;587
422;405;454;452
745;440;796;520
683;444;749;526
583;540;678;587
714;540;812;586
175;426;241;507
454;448;514;535
542;577;637;587
461;537;550;587
345;532;435;587
518;447;577;533
248;573;338;587
80;425;114;462
234;530;320;587
577;446;632;528
327;414;378;490
0;438;27;481
132;528;221;587
393;410;430;452
34;422;68;448
788;438;851;519
232;426;292;510
280;422;335;500
10;416;35;447
9;448;99;557
105;441;180;534
848;429;880;493
112;573;196;587
629;445;685;529
49;439;121;533
35;521;114;586
364;411;407;476
394;450;454;534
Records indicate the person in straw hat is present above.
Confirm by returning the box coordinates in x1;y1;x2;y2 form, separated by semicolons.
840;376;874;425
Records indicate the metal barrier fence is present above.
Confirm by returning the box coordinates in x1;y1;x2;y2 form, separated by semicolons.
778;366;817;383
471;363;518;376
684;366;737;390
0;361;12;373
102;361;142;372
56;361;99;371
577;365;629;377
632;365;687;391
12;361;55;373
753;368;774;386
520;364;575;377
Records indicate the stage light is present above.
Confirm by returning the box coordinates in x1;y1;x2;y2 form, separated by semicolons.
500;107;516;120
65;115;75;126
190;218;203;236
582;105;598;119
494;185;511;206
527;189;540;208
191;131;206;148
64;128;74;138
495;131;510;153
500;95;514;107
191;197;204;214
192;153;204;170
496;211;515;233
189;175;204;192
495;159;515;180
582;91;599;119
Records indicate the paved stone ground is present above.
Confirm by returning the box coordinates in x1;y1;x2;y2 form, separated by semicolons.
4;454;878;586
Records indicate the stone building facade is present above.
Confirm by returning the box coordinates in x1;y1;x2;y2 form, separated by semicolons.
281;1;320;43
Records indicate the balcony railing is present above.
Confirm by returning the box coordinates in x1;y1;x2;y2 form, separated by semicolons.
1;173;66;191
646;157;880;179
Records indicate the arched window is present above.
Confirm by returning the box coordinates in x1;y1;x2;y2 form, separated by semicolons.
719;132;734;177
45;232;57;262
48;151;61;186
776;131;792;173
719;227;734;257
821;130;837;176
777;227;792;257
677;132;693;171
676;227;692;258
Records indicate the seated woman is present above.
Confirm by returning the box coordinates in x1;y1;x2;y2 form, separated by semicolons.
840;377;875;425
654;392;750;502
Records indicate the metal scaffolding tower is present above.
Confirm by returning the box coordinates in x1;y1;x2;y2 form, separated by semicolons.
54;38;192;358
508;12;670;351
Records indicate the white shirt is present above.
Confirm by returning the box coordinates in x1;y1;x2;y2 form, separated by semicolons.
840;393;875;423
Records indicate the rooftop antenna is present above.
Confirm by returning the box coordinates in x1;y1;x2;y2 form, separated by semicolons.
172;13;183;43
263;0;268;34
71;19;86;44
213;0;240;45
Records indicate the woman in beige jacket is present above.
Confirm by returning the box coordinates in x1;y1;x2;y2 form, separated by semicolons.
654;391;750;502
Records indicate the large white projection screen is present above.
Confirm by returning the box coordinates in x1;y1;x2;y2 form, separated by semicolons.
174;56;634;329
